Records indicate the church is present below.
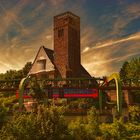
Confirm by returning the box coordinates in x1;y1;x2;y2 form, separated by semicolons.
29;11;91;79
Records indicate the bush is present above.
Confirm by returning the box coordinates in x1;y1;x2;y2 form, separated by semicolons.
129;105;140;123
100;118;127;140
125;123;140;140
68;107;100;140
0;105;9;128
0;105;69;140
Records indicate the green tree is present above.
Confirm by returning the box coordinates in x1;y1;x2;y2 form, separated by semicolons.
119;57;140;103
22;62;32;77
120;58;140;81
120;61;129;82
0;62;32;81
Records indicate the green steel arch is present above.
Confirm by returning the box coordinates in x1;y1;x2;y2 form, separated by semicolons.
18;73;122;114
19;76;30;110
99;73;122;114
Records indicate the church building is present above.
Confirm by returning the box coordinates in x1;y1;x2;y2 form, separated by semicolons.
29;11;91;79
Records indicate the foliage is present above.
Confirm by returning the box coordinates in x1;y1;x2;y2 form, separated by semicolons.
125;123;140;140
69;107;100;140
22;62;32;77
100;112;140;140
0;62;32;80
128;105;140;123
119;57;140;103
0;102;140;140
0;105;68;140
120;58;140;80
0;105;9;128
120;61;129;81
0;95;18;128
29;77;45;99
0;95;17;107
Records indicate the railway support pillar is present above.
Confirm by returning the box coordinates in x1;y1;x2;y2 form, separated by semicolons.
107;73;123;115
19;76;30;111
99;90;103;113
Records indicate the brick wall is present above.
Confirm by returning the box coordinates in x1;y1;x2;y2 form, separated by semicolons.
54;12;81;78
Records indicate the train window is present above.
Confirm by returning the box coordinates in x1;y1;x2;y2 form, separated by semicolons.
84;89;87;94
53;89;59;94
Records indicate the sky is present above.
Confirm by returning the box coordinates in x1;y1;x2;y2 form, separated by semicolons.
0;0;140;77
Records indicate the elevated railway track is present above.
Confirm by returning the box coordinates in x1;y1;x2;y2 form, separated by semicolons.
0;78;139;92
0;73;139;115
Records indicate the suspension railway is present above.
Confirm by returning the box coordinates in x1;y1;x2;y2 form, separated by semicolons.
0;73;140;114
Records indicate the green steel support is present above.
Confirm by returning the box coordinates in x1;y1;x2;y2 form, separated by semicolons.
19;76;30;110
106;73;122;114
99;90;103;113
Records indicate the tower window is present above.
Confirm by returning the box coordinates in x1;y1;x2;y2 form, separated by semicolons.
58;29;64;37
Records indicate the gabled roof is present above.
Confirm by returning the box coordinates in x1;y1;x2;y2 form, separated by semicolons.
80;64;91;78
43;46;54;64
28;46;55;75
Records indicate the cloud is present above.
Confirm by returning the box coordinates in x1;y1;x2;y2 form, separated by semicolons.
81;26;99;52
125;3;140;18
110;2;140;36
49;0;66;6
0;0;30;36
0;0;86;73
0;24;53;73
0;0;140;77
81;31;140;77
82;31;140;52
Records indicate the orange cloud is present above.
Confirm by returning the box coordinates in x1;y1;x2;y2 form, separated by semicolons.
81;31;140;77
82;32;140;52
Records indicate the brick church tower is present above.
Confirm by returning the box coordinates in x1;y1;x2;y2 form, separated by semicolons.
54;12;81;78
29;11;91;79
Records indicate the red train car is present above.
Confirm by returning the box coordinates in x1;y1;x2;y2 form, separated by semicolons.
50;88;98;99
16;89;32;99
16;88;98;99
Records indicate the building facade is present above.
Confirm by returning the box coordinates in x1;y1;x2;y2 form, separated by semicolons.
29;11;91;79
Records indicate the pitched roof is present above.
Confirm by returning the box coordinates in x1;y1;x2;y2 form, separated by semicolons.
43;46;54;63
43;46;62;77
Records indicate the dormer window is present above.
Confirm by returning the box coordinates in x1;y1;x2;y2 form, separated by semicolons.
37;59;46;71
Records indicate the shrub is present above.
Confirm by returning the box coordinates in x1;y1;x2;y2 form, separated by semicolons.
100;118;127;140
0;105;9;129
128;105;140;123
125;123;140;139
0;105;69;140
68;107;100;140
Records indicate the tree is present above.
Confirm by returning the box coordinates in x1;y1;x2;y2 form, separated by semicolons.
120;61;129;81
22;62;32;77
0;62;32;81
120;58;140;80
119;57;140;103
